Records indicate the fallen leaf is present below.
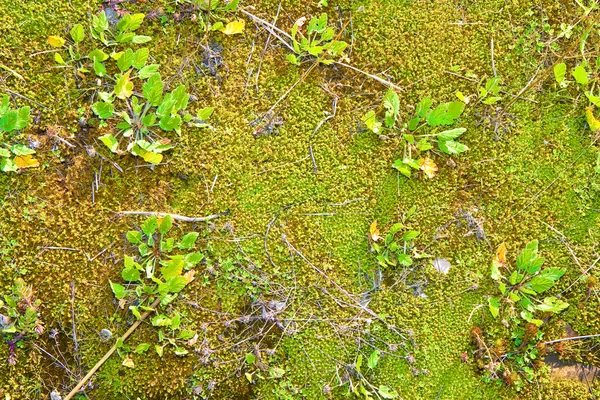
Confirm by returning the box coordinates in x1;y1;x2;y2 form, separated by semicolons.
47;36;65;47
220;20;245;35
183;269;196;284
369;221;381;242
14;155;39;169
586;107;600;132
419;157;438;179
432;258;451;274
122;357;135;368
494;242;507;266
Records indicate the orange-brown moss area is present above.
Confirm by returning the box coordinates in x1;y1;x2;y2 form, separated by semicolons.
1;0;599;398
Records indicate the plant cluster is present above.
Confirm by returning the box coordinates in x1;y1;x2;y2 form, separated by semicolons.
0;278;44;365
472;241;569;388
0;95;36;172
369;219;420;270
110;215;204;359
287;13;348;65
49;12;214;164
362;89;468;179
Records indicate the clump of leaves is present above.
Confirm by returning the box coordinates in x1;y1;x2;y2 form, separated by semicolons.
488;241;568;325
0;278;44;365
177;0;243;35
49;13;214;163
362;89;468;179
0;94;37;172
286;13;348;65
341;350;399;399
473;241;569;388
477;76;502;105
49;13;152;74
369;208;424;271
110;215;204;357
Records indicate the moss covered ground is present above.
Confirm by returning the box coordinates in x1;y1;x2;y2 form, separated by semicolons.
0;0;599;398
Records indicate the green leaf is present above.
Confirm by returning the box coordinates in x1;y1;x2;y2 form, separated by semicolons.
402;230;419;241
179;232;199;249
0;148;10;158
536;297;569;313
196;107;214;121
161;256;184;280
117;13;145;32
245;353;256;365
1;110;18;132
138;64;160;79
166;276;187;293
135;343;151;354
491;262;502;281
70;24;85;43
362;110;382;134
184;252;204;268
537;267;566;282
142;73;163;106
10;144;35;156
572;65;589;85
516;240;540;270
159;114;182;132
158;214;173;234
407;117;421;131
426;101;465;126
110;281;126;299
132;48;149;69
437;128;466;141
383;88;400;117
367;350;380;369
528;276;555;293
93;58;107;77
115;71;134;99
141;215;158;236
92;102;114;119
392;160;412;178
378;386;399;399
0;94;9;117
554;63;567;84
397;253;413;266
89;49;108;62
178;330;196;340
132;35;152;44
98;134;118;153
0;158;17;172
122;267;141;282
438;140;469;155
416;97;432;117
170;85;189;113
117;48;134;72
488;297;500;318
92;12;109;33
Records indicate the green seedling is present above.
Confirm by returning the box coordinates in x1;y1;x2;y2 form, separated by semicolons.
0;278;43;365
287;13;348;65
0;94;36;172
110;215;204;357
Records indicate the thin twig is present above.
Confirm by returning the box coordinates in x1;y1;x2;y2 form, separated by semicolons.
64;297;162;400
544;334;600;345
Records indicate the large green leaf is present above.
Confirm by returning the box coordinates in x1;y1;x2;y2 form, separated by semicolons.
142;73;163;106
141;215;158;236
115;71;134;99
159;114;182;132
158;214;173;234
70;24;85;43
179;232;199;249
133;48;149;69
528;276;555;293
92;102;114;119
117;48;134;72
161;256;184;280
426;101;465;126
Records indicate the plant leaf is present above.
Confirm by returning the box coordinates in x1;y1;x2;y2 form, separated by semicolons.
220;20;245;35
158;214;173;234
70;24;85;43
47;36;65;47
488;297;500;318
92;102;114;119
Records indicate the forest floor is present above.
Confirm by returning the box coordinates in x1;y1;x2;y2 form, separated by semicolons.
0;0;599;399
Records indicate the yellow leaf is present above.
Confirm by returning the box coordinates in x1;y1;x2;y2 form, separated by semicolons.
220;20;245;35
369;221;381;242
183;270;196;284
14;155;39;169
494;242;507;266
419;157;438;179
586;107;600;132
122;357;135;368
47;36;65;47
